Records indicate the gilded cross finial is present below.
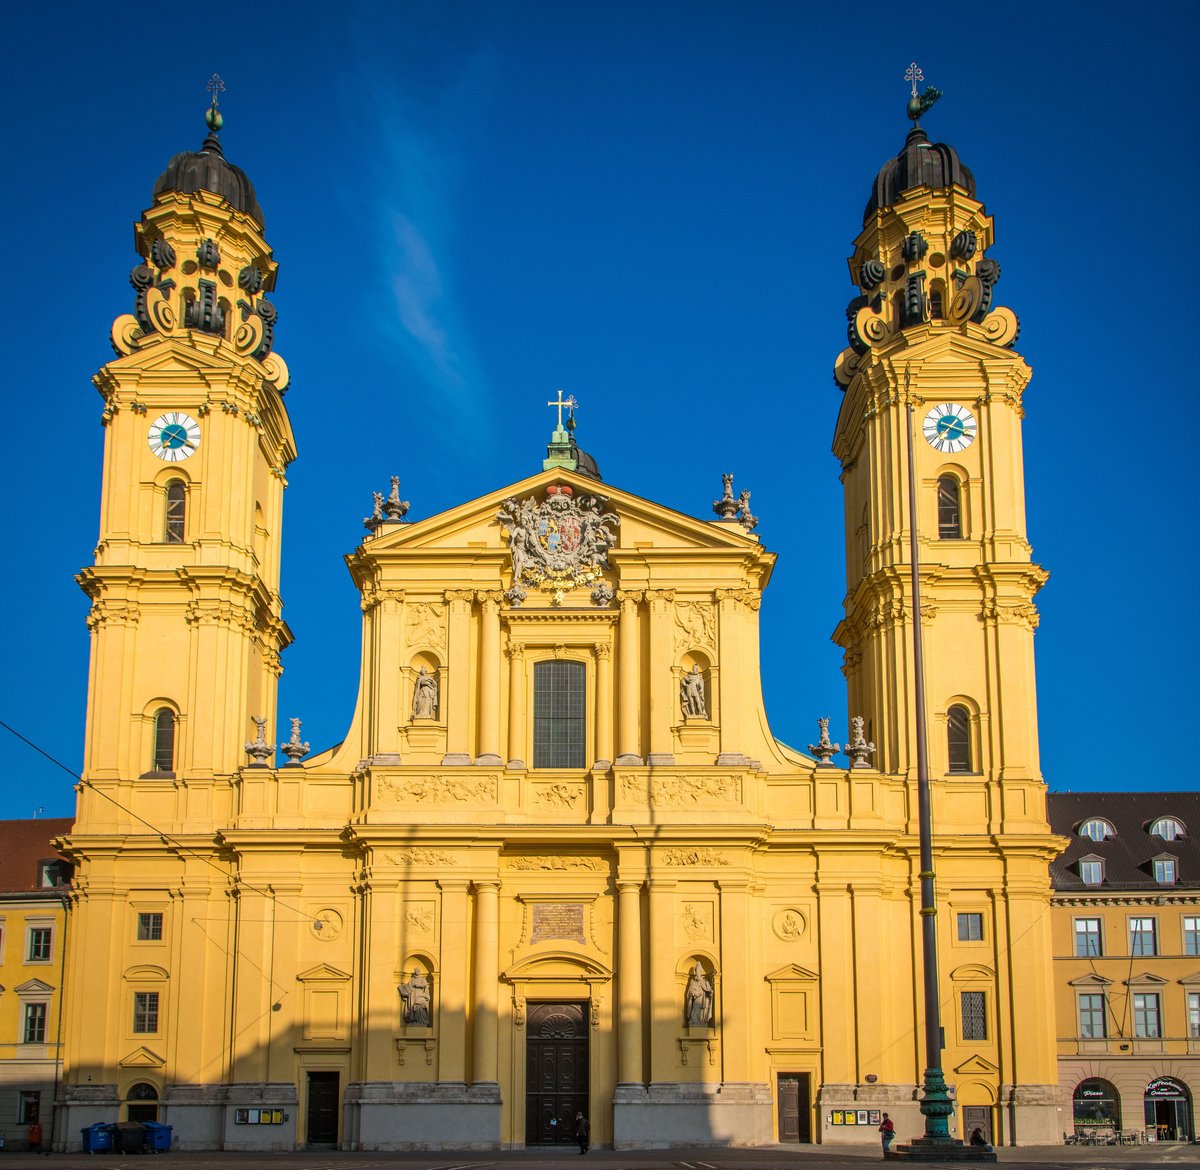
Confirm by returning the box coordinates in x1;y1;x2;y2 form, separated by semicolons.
905;62;942;127
547;389;578;432
205;73;226;133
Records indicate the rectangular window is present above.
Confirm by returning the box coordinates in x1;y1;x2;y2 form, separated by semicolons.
1079;859;1103;885
1074;918;1103;957
27;927;51;962
22;1003;47;1044
133;991;160;1034
1185;916;1200;957
1078;993;1106;1039
1129;917;1157;957
1188;992;1200;1040
957;912;983;942
961;991;987;1041
137;912;163;941
17;1091;40;1124
1154;858;1177;885
1133;992;1161;1038
532;660;586;769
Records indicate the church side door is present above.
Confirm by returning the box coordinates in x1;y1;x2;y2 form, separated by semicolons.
525;1002;589;1145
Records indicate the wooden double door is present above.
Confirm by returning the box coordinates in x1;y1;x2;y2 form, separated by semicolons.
525;1001;589;1145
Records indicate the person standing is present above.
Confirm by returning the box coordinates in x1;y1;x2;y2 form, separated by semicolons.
574;1111;590;1154
878;1112;895;1153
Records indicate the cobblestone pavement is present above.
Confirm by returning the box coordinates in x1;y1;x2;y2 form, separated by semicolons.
3;1143;1198;1170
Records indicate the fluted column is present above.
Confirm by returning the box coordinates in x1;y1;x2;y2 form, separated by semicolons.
506;641;526;768
477;592;502;764
443;590;473;764
646;589;676;764
616;879;644;1086
472;880;500;1085
616;590;643;764
594;642;614;769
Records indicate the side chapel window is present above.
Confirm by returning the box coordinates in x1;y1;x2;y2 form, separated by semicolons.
165;480;186;543
947;704;972;773
533;660;586;769
937;475;962;539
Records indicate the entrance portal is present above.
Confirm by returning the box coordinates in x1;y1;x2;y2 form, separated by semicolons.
525;1001;589;1145
776;1073;811;1142
1144;1077;1192;1142
305;1071;339;1147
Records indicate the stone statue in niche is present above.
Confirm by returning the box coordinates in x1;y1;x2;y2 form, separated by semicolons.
399;969;431;1025
680;664;708;719
684;960;714;1027
411;667;438;720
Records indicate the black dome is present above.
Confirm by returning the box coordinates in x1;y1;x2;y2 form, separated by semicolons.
864;127;975;224
571;445;602;481
153;130;264;227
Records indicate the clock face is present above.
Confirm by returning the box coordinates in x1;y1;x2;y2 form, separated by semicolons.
148;413;201;462
923;403;977;454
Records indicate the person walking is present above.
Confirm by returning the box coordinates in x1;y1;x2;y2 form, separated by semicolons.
575;1111;590;1154
878;1112;895;1153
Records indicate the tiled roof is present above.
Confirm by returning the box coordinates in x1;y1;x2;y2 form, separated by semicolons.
0;818;73;895
1047;793;1200;892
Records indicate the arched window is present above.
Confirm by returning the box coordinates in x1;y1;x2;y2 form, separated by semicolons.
1077;818;1115;842
1150;817;1185;841
1073;1077;1120;1135
152;708;176;774
533;660;585;768
929;283;944;320
165;480;186;543
937;475;962;539
947;705;972;773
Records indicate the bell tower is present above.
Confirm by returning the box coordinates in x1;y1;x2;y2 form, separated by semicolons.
77;85;295;804
831;86;1047;824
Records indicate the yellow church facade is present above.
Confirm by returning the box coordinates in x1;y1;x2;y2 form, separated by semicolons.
58;97;1066;1151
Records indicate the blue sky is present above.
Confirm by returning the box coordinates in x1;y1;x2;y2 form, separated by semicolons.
1;1;1197;816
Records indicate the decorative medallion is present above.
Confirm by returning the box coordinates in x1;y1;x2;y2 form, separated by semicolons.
498;486;619;605
772;908;807;941
310;908;343;941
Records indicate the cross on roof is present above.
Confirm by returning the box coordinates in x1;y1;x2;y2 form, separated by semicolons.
905;62;924;97
547;389;578;431
206;73;226;107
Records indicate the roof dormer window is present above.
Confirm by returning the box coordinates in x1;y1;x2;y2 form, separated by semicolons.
1079;856;1104;886
1077;818;1115;842
1150;817;1185;841
1152;856;1178;886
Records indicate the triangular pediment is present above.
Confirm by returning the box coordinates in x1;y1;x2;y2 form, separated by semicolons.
14;979;54;995
113;337;236;377
1068;972;1113;988
1178;971;1200;986
119;1046;165;1068
1125;971;1169;986
355;467;772;561
954;1053;999;1074
296;963;351;983
765;964;819;983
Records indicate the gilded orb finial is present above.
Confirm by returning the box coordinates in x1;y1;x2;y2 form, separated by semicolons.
205;73;226;133
904;62;942;126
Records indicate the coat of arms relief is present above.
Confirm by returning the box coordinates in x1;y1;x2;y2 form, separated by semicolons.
497;485;619;605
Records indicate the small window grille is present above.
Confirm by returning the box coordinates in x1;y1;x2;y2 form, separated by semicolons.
937;476;962;539
137;913;163;941
961;991;987;1040
957;912;983;941
133;992;160;1034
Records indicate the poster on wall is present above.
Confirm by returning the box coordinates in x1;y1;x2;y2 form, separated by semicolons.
831;1110;844;1125
234;1110;248;1125
869;1110;881;1124
856;1110;869;1125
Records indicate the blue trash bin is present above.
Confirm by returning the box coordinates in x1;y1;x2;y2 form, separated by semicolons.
142;1121;173;1152
81;1123;114;1153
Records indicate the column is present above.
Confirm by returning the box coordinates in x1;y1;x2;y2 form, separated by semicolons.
715;589;746;764
646;877;676;1083
506;642;526;768
717;880;751;1082
616;880;644;1086
594;643;614;768
646;590;675;764
616;591;642;764
476;592;502;764
443;590;473;764
472;880;500;1086
438;880;469;1085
